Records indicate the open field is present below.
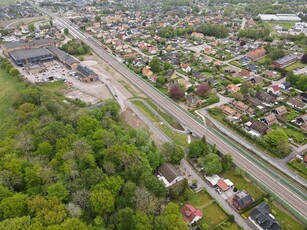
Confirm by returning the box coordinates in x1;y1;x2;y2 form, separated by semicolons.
263;21;296;33
0;0;17;5
288;160;307;180
285;62;306;71
0;69;25;137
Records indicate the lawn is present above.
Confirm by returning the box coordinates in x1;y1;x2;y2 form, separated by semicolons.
229;61;243;68
283;128;307;144
132;100;160;123
288;160;307;180
285;62;306;71
284;108;300;120
0;69;25;137
221;169;265;201
263;21;296;33
201;202;229;227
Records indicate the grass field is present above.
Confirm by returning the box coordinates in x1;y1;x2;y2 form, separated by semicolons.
283;128;306;144
263;21;296;33
0;69;25;137
284;108;300;120
0;0;17;5
285;62;306;71
202;202;229;227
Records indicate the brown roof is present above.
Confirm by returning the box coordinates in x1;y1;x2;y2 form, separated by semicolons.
264;113;278;126
274;105;287;116
288;98;305;108
250;121;268;135
246;47;266;59
232;100;249;112
158;163;182;183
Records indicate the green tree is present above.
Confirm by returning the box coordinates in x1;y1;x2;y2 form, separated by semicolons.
47;182;69;201
149;57;161;73
64;28;69;35
0;216;32;230
161;142;185;164
264;129;290;157
28;24;35;32
133;211;153;230
93;176;124;197
9;68;20;76
90;189;114;216
155;202;187;230
221;154;233;171
188;140;209;158
0;193;28;219
199;153;222;175
116;207;135;230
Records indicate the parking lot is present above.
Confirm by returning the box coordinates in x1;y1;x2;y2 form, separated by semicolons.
19;60;70;84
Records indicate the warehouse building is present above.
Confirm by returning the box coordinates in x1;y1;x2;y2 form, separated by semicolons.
258;14;301;22
46;46;80;69
9;48;54;66
77;65;98;82
1;38;55;56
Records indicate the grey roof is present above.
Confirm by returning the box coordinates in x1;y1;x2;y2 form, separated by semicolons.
158;163;182;183
249;202;282;230
274;54;297;65
2;39;53;50
46;46;67;59
77;65;97;78
63;55;79;65
9;48;53;61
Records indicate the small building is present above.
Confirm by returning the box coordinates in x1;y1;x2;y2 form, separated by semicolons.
76;65;98;82
249;202;282;230
181;63;191;73
272;54;297;68
231;190;254;210
227;84;240;93
250;121;268;136
287;98;306;110
267;85;280;95
256;92;276;104
217;179;229;192
157;163;183;188
142;67;153;77
272;105;287;116
181;204;203;224
232;100;249;112
279;82;291;90
205;174;221;187
186;94;201;108
263;113;278;126
166;70;177;80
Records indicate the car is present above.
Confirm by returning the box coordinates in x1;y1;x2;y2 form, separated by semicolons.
296;155;303;160
189;184;198;190
215;188;222;194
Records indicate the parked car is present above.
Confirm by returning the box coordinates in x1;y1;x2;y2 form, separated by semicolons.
215;188;222;194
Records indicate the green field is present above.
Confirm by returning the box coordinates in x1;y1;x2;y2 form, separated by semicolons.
283;128;306;144
288;160;307;180
263;21;296;33
285;62;306;71
0;0;17;5
0;69;25;137
284;108;300;120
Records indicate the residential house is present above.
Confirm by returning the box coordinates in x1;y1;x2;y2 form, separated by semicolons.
267;85;280;95
237;56;251;66
149;75;158;84
178;78;192;89
232;100;249;113
263;113;278;126
193;71;205;79
224;66;237;74
181;64;191;73
249;202;282;230
77;66;98;83
227;84;240;93
166;70;177;80
181;204;203;224
206;77;219;86
279;82;291;90
249;121;268;136
272;105;287;116
263;70;278;79
287;98;306;110
220;105;242;119
250;76;263;85
142;67;153;77
272;54;297;68
157;163;184;188
191;32;204;39
238;69;251;78
186;94;201;108
301;93;307;103
256;92;276;104
230;190;254;210
246;96;262;107
246;47;266;60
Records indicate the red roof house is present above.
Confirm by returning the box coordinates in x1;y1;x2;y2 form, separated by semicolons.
246;47;266;60
181;204;203;224
217;179;229;192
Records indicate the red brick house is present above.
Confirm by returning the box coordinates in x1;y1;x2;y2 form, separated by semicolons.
246;47;266;60
181;204;203;224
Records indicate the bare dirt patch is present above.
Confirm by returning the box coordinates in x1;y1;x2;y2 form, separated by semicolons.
65;88;100;105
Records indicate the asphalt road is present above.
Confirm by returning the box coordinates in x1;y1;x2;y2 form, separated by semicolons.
33;5;307;221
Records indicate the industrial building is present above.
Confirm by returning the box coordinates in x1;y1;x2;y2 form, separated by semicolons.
1;38;55;56
77;65;98;82
258;14;301;22
9;48;54;66
46;46;80;69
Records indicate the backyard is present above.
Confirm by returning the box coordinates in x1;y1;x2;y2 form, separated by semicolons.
285;62;306;71
288;159;307;180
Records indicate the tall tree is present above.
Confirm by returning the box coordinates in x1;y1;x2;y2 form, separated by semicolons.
169;84;185;100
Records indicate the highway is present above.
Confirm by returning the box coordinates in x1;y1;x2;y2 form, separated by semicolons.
33;5;307;222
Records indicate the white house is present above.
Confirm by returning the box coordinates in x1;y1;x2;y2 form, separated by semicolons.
157;163;184;188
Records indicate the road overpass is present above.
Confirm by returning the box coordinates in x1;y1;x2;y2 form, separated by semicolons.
31;4;307;222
